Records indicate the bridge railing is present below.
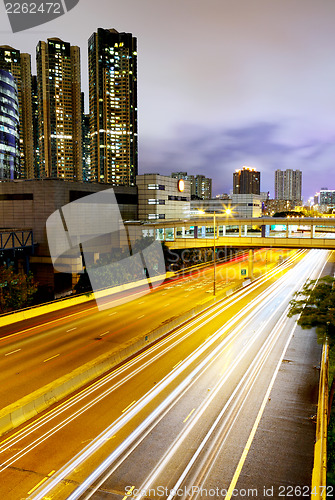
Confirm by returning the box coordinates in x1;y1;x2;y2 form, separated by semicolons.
311;342;328;499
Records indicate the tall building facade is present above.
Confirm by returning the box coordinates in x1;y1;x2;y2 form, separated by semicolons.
275;169;302;201
88;28;138;185
233;166;260;195
31;75;40;178
0;46;34;178
36;38;82;180
82;113;91;182
0;70;20;179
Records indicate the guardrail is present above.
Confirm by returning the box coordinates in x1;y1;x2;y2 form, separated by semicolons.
0;272;171;328
311;342;328;499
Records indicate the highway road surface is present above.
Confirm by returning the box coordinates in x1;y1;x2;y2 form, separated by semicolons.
0;248;290;408
0;248;329;499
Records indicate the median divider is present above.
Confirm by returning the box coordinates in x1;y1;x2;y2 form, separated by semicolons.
311;342;328;499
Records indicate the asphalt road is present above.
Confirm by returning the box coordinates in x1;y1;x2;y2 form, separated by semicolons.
0;248;329;499
0;248;290;407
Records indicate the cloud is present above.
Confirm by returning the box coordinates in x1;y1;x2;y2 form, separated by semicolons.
139;120;335;199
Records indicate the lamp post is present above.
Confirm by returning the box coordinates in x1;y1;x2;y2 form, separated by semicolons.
197;209;234;297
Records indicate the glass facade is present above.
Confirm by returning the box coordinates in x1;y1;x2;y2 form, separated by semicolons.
0;46;34;179
0;70;20;179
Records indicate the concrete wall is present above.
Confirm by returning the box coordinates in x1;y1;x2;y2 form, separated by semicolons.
137;174;191;220
0;179;138;293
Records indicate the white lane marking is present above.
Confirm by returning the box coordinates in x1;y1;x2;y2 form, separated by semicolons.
109;312;116;316
66;328;77;332
5;349;21;356
137;315;145;319
43;354;60;363
100;331;109;337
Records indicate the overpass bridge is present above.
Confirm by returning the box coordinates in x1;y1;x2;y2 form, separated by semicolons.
129;216;335;250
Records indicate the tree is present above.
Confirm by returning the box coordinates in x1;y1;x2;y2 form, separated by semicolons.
288;275;335;340
288;275;335;420
0;266;38;314
74;238;169;294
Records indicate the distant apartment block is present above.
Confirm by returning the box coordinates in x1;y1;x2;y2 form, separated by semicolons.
275;169;302;202
233;166;260;195
263;199;299;215
137;174;190;220
320;189;335;207
171;172;212;199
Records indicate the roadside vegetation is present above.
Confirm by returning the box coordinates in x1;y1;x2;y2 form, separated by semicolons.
288;276;335;486
0;266;38;313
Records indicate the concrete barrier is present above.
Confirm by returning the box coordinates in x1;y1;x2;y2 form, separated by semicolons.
0;273;171;328
311;342;328;499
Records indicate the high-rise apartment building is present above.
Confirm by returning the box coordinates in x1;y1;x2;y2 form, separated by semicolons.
0;70;20;179
0;46;34;178
82;114;91;182
320;189;335;207
36;38;82;180
31;75;40;178
88;28;138;185
195;174;212;199
275;169;302;202
233;166;260;195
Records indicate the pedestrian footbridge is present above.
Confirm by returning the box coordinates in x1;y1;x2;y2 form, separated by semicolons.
129;216;335;250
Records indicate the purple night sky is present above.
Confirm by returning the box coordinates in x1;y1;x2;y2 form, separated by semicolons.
1;0;334;201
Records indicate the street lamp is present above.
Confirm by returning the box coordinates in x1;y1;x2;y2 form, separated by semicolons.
212;209;233;296
195;210;217;297
196;209;234;297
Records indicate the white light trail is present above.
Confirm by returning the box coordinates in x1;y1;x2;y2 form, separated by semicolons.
31;250;327;499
